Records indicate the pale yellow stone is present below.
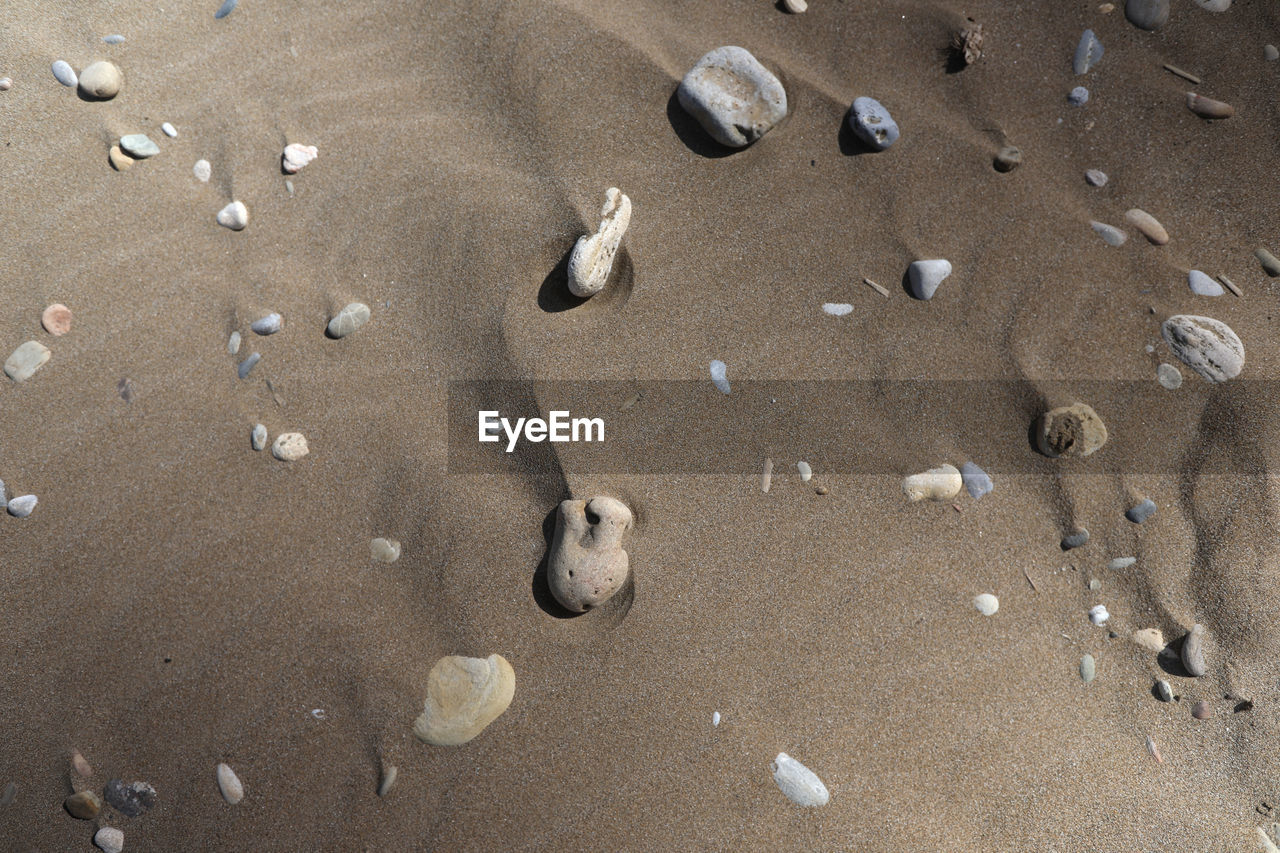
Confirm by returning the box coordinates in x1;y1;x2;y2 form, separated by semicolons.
413;654;515;746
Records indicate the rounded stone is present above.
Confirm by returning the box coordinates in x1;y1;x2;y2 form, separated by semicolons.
1132;627;1166;653
907;259;951;300
78;61;121;99
1036;403;1107;458
1155;679;1174;702
51;60;77;87
370;537;401;563
960;461;993;498
94;827;124;853
7;495;36;518
217;201;249;231
327;303;371;338
65;790;102;819
413;653;515;746
41;303;72;336
216;763;243;805
250;313;283;335
251;424;267;451
1062;527;1090;550
993;145;1022;172
548;496;633;612
676;46;787;148
1085;169;1108;187
282;143;318;174
1089;604;1110;625
161;122;177;138
1091;221;1125;246
902;463;962;502
119;134;159;159
1125;208;1169;245
1266;45;1280;62
848;96;900;150
973;593;999;616
1192;699;1212;719
1126;498;1157;524
1182;623;1206;676
271;432;309;461
1080;654;1097;682
108;145;133;171
1157;363;1182;389
0;78;11;91
1162;315;1244;383
194;160;212;183
1068;86;1090;106
772;753;829;806
1125;0;1169;30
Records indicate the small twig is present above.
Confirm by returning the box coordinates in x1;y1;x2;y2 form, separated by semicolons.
1218;274;1242;297
1022;568;1037;591
863;277;890;297
1163;63;1201;85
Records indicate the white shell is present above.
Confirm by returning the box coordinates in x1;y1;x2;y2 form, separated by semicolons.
93;827;124;853
772;753;829;806
709;360;730;394
973;593;999;615
282;143;318;174
216;763;244;804
568;188;631;297
217;201;249;231
272;432;309;461
902;464;962;501
1089;604;1110;625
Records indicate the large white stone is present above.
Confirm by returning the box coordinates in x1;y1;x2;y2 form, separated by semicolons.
1162;315;1243;383
772;753;829;806
677;46;787;148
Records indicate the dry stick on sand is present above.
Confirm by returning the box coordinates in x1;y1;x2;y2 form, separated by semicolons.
1163;63;1201;85
1218;274;1242;297
863;277;890;297
1022;568;1037;591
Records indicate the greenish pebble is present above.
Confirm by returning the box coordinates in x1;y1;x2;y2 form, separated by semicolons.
120;134;160;159
1080;654;1096;683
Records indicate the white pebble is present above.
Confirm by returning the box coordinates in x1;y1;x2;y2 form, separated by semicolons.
7;495;36;518
227;331;241;355
796;461;812;482
709;360;730;394
161;122;177;138
973;593;999;616
51;60;77;87
194;160;212;183
251;424;267;451
282;143;318;174
216;763;244;805
1085;169;1108;187
1089;604;1110;625
1188;269;1224;297
1091;221;1127;246
272;432;309;461
822;302;853;316
250;313;283;335
370;537;401;563
217;201;249;231
902;464;962;501
907;259;952;300
93;826;124;853
772;753;829;807
712;711;721;726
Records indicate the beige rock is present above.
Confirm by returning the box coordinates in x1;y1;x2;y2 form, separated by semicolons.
568;188;631;298
1182;623;1207;676
271;432;309;461
4;341;50;382
1131;627;1166;653
79;61;122;99
1124;208;1169;245
901;464;962;501
413;654;515;746
93;827;124;853
71;750;93;778
41;303;72;335
217;201;249;231
1186;91;1234;119
547;496;633;612
216;763;244;804
1036;404;1107;458
108;145;133;172
370;537;401;563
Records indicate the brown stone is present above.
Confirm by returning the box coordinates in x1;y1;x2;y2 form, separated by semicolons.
1036;403;1107;458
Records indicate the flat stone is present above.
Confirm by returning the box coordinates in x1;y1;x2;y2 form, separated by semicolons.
271;432;309;461
217;201;249;230
94;827;124;853
1162;315;1244;383
370;537;401;563
1194;0;1230;9
103;779;156;817
1108;557;1137;570
413;653;516;746
194;160;212;183
1080;654;1097;682
237;352;260;379
1125;208;1169;245
41;303;72;336
1062;527;1090;550
1036;403;1107;458
7;495;36;518
119;134;159;159
1068;86;1089;106
1125;0;1169;30
1091;221;1125;246
282;143;318;174
71;750;93;778
1074;30;1104;74
4;341;50;382
327;302;371;338
215;0;238;18
772;753;829;806
251;424;267;451
1126;498;1157;523
1188;270;1224;296
1156;679;1174;702
1182;623;1206;676
1157;363;1182;389
65;790;102;819
902;463;962;501
103;34;126;44
907;259;951;300
960;462;993;498
822;303;853;316
993;145;1022;172
52;60;77;87
250;313;283;335
796;461;813;482
548;497;633;612
973;593;999;616
216;763;243;805
1085;169;1108;187
161;122;177;138
677;46;787;148
848;96;900;150
108;145;134;171
78;61;121;99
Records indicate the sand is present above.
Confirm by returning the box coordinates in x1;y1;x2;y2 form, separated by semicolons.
4;0;1280;848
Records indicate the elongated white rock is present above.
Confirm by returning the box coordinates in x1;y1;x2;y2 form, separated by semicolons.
907;259;951;300
52;60;77;87
709;360;730;394
1161;315;1243;383
902;464;962;501
772;753;829;806
217;201;249;231
973;593;999;616
216;763;244;805
568;188;630;298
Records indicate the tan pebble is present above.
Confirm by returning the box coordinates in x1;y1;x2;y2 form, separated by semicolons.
216;763;244;804
271;432;309;461
1186;91;1234;119
71;750;93;778
1124;208;1170;245
901;464;963;501
1036;403;1107;458
548;497;633;612
65;790;102;819
1099;2;1115;10
78;61;122;99
370;537;401;563
1131;627;1166;653
377;765;398;797
413;653;515;746
41;303;72;336
108;145;133;172
1191;699;1211;719
1181;623;1207;676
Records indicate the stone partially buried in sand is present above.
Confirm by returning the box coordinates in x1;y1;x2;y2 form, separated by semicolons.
119;134;159;159
94;827;124;853
327;303;371;338
1161;315;1244;383
677;46;787;148
548;496;633;612
1182;623;1207;676
1036;403;1107;458
568;188;631;298
902;464;962;501
216;763;243;805
413;653;515;746
4;341;50;382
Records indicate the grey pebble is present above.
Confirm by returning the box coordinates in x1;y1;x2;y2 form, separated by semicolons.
677;46;787;148
1157;363;1182;389
228;331;241;355
1181;623;1206;676
250;313;283;335
1068;86;1089;106
119;134;160;159
1080;654;1096;683
1073;30;1104;74
1062;527;1090;550
1125;0;1169;31
1091;221;1126;246
1256;247;1280;277
1108;557;1137;570
1085;169;1108;187
103;779;156;818
251;424;267;451
1188;270;1224;297
1126;499;1157;523
848;96;899;151
1155;679;1174;702
215;0;238;18
7;495;37;518
51;60;77;87
1266;44;1280;62
0;781;14;807
960;462;993;499
327;303;371;338
103;34;126;44
237;352;261;379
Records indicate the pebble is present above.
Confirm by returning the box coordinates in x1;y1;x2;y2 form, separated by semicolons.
568;188;631;298
327;302;371;338
94;827;124;853
1186;92;1234;119
822;303;853;316
1062;527;1090;550
1068;86;1089;106
1155;679;1174;702
973;593;999;616
712;711;722;726
1188;270;1223;297
1125;0;1169;30
1193;0;1230;9
902;464;963;502
1182;623;1207;676
815;485;829;495
1036;403;1107;458
1192;699;1212;719
782;0;807;11
848;96;900;151
1156;362;1182;389
1126;498;1157;524
761;457;773;493
906;259;951;300
1073;30;1104;74
0;782;15;806
1085;169;1108;187
796;461;813;482
1267;45;1280;62
548;496;632;612
251;424;267;451
377;765;398;797
0;78;11;91
1125;209;1169;245
227;331;241;354
1161;315;1244;383
216;763;244;805
214;0;238;18
676;46;787;148
1090;221;1126;246
282;143;318;174
771;753;829;807
237;352;260;379
71;750;93;778
1132;627;1165;653
119;134;159;159
52;60;77;87
41;303;72;336
413;653;516;746
993;145;1022;172
108;145;133;171
709;360;730;394
7;495;37;518
194;160;212;183
161;122;177;138
78;61;121;99
271;432;309;462
103;34;126;44
1088;578;1101;590
1089;604;1110;625
65;790;102;819
370;537;401;563
4;341;51;382
1255;247;1280;277
250;313;283;335
103;780;156;817
1108;557;1137;570
217;201;249;230
1080;654;1097;682
960;461;993;498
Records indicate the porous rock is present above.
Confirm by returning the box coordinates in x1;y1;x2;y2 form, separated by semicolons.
548;496;633;612
1036;403;1107;458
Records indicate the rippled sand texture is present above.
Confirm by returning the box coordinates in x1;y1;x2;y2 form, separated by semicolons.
4;0;1280;848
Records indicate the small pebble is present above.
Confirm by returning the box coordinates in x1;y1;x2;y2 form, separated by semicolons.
237;352;260;379
1188;270;1224;297
907;259;951;300
0;782;14;806
108;146;133;172
120;134;159;159
327;302;372;338
103;34;126;44
771;753;829;807
217;201;249;231
712;711;722;726
1182;623;1207;676
1125;208;1169;245
1266;44;1280;62
1126;499;1157;523
272;432;309;461
1085;169;1108;187
1191;700;1211;720
251;424;267;451
959;461;993;499
1186;91;1234;119
216;763;244;805
709;360;730;394
973;593;999;616
1088;578;1101;590
78;61;122;99
822;302;853;316
52;60;77;87
71;750;93;778
103;780;156;818
94;827;124;853
1108;557;1137;570
1125;0;1169;30
377;765;398;797
371;537;401;562
1062;528;1090;550
215;0;238;18
1089;604;1110;625
796;461;812;482
194;160;212;183
65;790;102;819
1090;221;1125;246
250;313;283;335
1256;248;1280;277
782;0;807;11
1155;679;1174;702
1080;654;1097;682
0;78;11;91
1156;363;1182;389
41;303;72;336
993;145;1022;172
118;377;135;402
161;122;177;138
4;341;51;382
1073;29;1104;75
848;96;900;151
761;457;773;493
1162;315;1244;383
282;143;318;174
815;485;829;495
1068;86;1089;106
228;331;241;354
